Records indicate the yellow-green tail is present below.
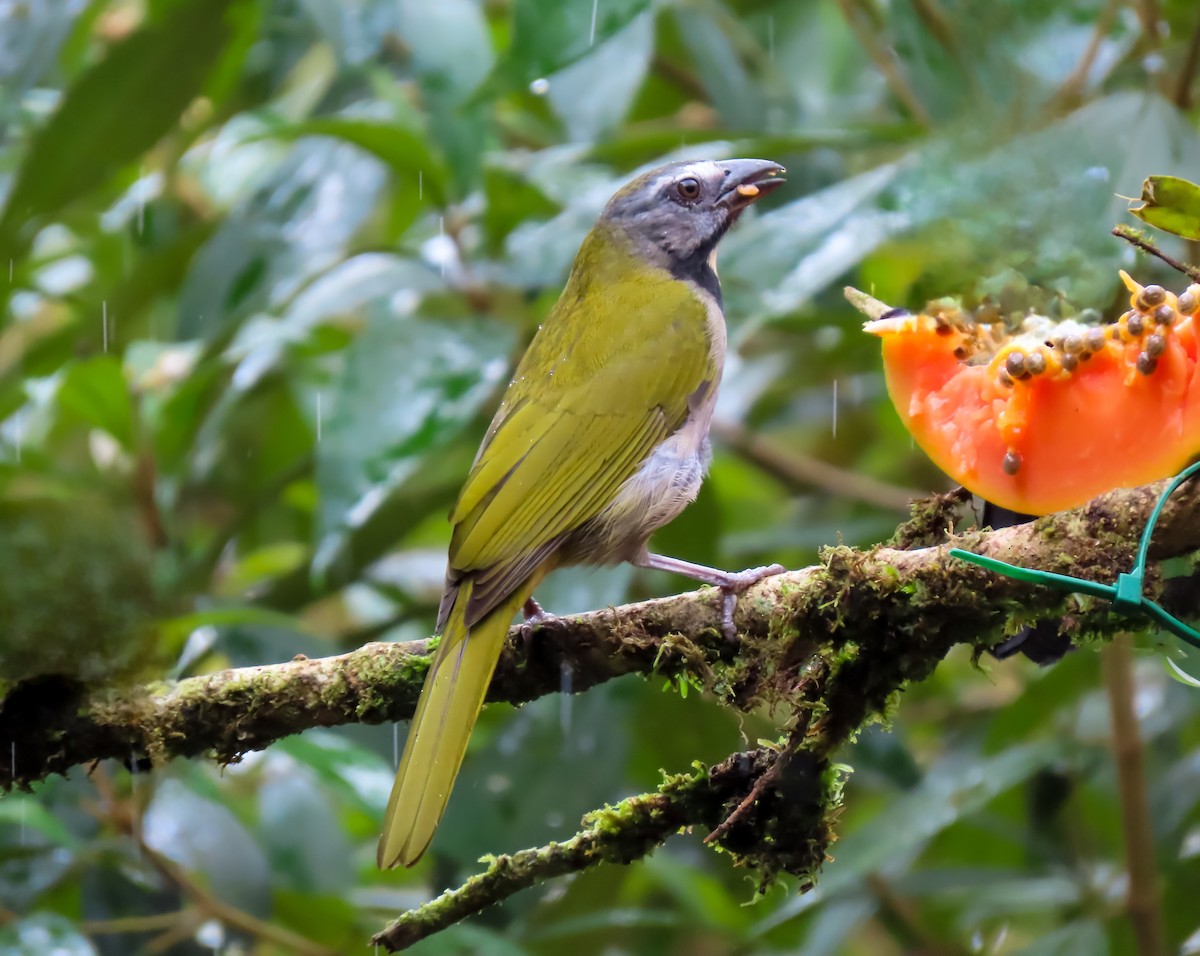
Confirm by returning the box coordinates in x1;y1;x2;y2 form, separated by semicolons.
377;579;531;868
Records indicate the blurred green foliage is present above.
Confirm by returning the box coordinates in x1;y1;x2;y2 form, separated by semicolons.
2;0;1200;953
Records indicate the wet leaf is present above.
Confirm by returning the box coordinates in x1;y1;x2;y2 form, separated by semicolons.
0;0;244;261
314;310;514;576
259;118;449;207
489;0;652;92
1129;174;1200;240
54;355;134;448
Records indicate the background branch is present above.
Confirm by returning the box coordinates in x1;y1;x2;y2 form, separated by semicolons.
1103;634;1166;956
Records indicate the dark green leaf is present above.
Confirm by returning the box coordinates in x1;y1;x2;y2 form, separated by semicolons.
55;355;134;448
259;118;449;207
0;0;244;260
314;309;513;576
490;0;653;92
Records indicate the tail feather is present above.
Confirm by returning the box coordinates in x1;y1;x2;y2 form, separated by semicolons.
377;579;533;868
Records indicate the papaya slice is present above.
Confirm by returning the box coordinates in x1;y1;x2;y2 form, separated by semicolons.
849;273;1200;515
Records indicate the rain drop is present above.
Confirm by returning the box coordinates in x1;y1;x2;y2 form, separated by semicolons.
316;391;323;442
529;77;550;96
102;302;108;352
767;16;774;60
589;0;599;46
418;171;423;201
560;662;573;738
439;216;446;280
831;379;838;438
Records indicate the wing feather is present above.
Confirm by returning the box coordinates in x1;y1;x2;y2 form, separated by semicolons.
446;268;716;623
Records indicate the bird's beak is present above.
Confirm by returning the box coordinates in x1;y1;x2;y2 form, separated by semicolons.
716;159;787;209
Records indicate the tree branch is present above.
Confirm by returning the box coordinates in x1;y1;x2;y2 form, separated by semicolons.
5;474;1200;950
4;474;1198;794
371;744;830;951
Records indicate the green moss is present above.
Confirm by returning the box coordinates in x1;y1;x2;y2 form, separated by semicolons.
0;498;159;692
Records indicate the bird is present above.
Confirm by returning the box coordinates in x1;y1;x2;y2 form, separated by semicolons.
377;158;788;868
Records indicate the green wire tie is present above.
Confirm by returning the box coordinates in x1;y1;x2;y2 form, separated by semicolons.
948;460;1200;651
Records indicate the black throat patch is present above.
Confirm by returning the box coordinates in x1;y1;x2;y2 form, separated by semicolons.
670;245;723;308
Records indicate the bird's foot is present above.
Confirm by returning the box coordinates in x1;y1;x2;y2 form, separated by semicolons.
711;564;788;640
519;596;559;645
635;553;788;640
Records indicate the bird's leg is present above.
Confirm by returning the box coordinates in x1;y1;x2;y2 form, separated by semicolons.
519;596;559;646
635;553;787;639
522;596;556;627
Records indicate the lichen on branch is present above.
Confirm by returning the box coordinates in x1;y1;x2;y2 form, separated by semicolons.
3;475;1197;796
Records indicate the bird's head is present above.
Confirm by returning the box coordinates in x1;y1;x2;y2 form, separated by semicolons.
599;158;786;281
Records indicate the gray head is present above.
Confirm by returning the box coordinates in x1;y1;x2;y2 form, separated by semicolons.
599;158;786;291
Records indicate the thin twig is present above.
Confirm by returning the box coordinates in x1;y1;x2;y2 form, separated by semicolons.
1052;0;1122;107
1102;634;1166;956
140;843;340;956
866;873;973;956
908;0;982;101
703;730;801;845
1135;0;1161;49
651;55;710;103
80;912;191;935
713;420;920;511
836;0;932;127
1112;225;1200;283
87;768;340;956
1174;7;1200;109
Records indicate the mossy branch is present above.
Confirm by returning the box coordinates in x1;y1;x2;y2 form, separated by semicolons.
3;475;1199;795
371;745;832;951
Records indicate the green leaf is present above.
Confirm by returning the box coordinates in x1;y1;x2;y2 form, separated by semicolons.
177;137;387;339
259;118;449;207
258;765;353;893
313;311;514;577
0;796;80;848
273;889;362;950
544;14;655;142
1015;920;1109;956
1129;175;1200;240
275;731;393;817
142;779;271;913
490;0;653;92
0;0;244;260
0;914;96;955
393;0;495;192
55;355;135;449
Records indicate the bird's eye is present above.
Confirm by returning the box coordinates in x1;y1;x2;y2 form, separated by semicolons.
676;178;701;201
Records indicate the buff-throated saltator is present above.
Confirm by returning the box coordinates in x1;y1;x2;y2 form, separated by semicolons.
378;158;787;868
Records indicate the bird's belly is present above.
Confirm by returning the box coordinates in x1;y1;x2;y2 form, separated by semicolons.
576;430;713;564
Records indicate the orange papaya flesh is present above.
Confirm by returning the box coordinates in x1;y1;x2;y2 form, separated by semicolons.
859;272;1200;515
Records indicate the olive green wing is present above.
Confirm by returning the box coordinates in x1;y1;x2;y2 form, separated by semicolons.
447;283;714;624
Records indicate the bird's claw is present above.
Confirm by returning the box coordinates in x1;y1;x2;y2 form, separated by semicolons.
519;597;559;647
716;563;787;640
